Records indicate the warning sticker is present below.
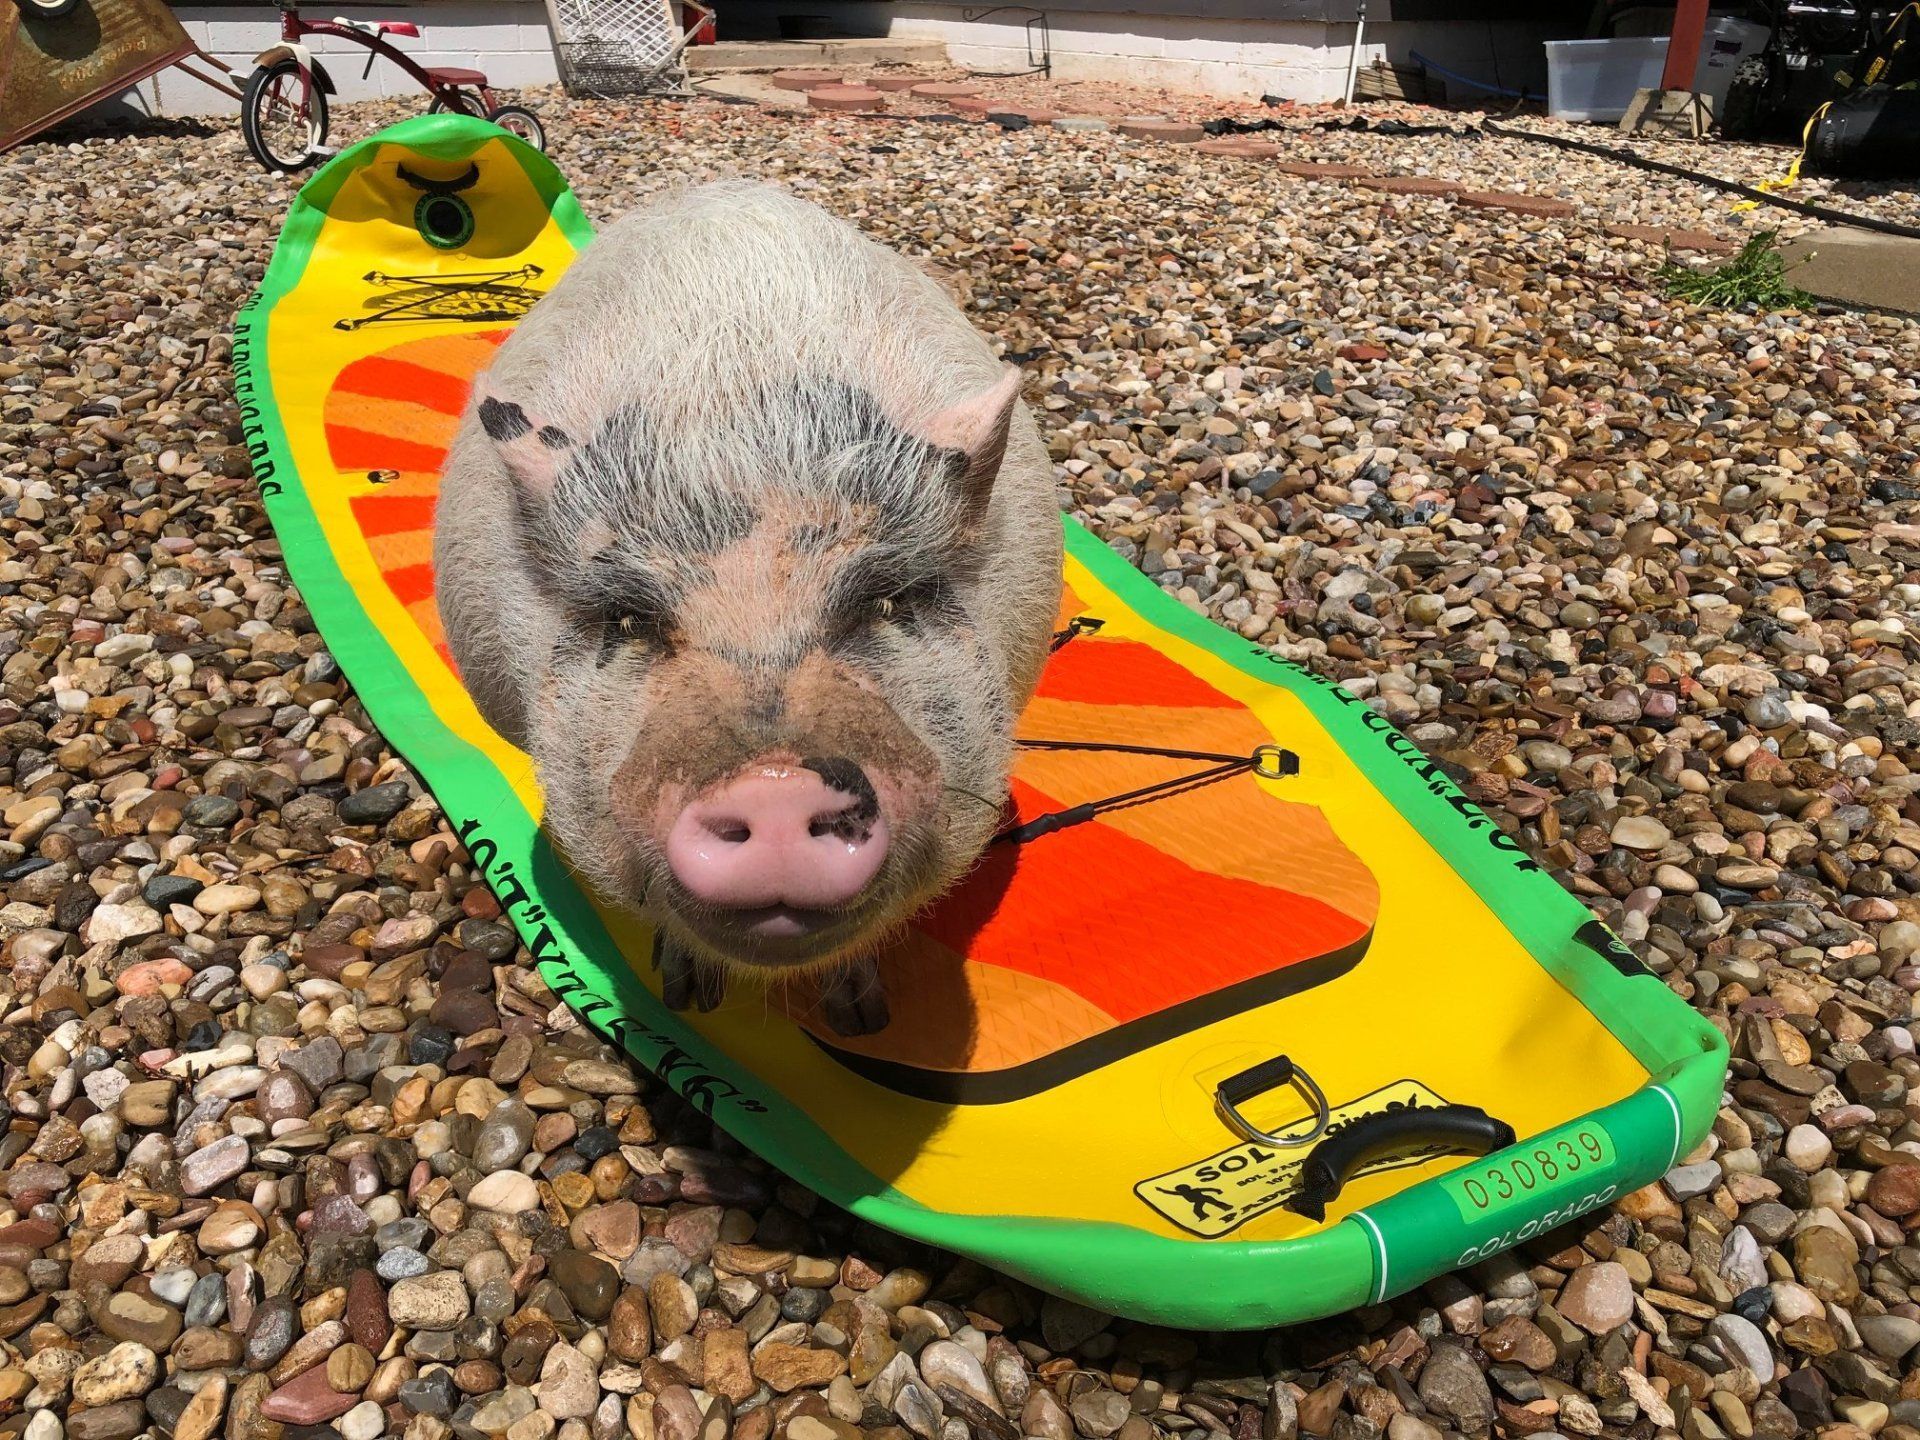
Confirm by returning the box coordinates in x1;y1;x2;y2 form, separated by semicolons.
1135;1079;1454;1237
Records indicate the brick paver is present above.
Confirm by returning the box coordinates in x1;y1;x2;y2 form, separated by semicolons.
807;86;885;112
1604;223;1737;254
771;70;842;92
1117;119;1205;142
1350;175;1463;196
1458;191;1578;219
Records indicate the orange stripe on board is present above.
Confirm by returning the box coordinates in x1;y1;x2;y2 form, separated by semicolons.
408;597;449;659
351;493;437;539
1006;721;1381;922
325;425;452;476
412;329;512;371
327;395;462;453
1034;634;1239;710
367;533;437;598
384;562;435;609
352;329;511;382
334;355;479;415
350;468;443;502
785;942;1118;1073
914;777;1370;1024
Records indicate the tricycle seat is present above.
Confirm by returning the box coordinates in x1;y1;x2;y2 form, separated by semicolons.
425;66;488;86
331;16;420;37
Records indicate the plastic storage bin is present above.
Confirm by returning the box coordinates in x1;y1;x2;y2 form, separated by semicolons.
1545;37;1670;122
1545;17;1772;123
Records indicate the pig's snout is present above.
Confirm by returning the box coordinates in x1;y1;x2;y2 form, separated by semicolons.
664;761;890;932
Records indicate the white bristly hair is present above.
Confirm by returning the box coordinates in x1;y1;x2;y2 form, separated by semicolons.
432;178;1062;978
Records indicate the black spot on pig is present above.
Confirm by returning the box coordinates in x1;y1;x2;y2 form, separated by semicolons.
801;756;880;829
480;397;531;442
549;405;759;558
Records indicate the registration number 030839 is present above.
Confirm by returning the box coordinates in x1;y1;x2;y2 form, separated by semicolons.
1457;1126;1610;1212
1442;1119;1619;1264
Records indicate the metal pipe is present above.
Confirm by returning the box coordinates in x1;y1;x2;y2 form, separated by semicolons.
1343;0;1368;104
960;5;1051;78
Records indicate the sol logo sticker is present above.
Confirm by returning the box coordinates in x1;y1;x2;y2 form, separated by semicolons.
1135;1079;1453;1237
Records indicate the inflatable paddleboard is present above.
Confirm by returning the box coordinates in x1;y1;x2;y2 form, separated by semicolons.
236;115;1729;1330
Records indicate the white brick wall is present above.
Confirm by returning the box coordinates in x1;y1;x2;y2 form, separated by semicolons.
821;9;1350;102
107;0;561;118
727;2;1561;104
104;0;1566;117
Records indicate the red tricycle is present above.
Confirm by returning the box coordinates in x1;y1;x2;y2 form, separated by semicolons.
240;0;547;172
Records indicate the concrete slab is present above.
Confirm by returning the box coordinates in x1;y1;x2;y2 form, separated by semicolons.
688;38;947;71
1779;226;1920;317
691;72;816;108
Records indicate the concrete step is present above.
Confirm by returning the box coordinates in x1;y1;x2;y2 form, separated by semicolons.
1778;226;1920;317
688;37;947;71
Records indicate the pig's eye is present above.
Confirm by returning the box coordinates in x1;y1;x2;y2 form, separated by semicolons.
860;579;952;634
601;605;674;652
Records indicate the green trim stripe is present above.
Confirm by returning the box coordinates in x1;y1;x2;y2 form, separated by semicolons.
240;115;1729;1331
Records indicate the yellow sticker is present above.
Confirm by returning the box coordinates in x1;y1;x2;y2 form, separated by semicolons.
1135;1079;1452;1237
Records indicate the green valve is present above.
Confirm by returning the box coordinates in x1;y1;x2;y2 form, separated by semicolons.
416;193;475;250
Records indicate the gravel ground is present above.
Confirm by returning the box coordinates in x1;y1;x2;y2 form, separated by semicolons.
4;80;1920;1440
700;69;1920;234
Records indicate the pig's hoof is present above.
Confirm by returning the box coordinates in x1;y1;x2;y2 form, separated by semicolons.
658;937;725;1013
821;959;890;1037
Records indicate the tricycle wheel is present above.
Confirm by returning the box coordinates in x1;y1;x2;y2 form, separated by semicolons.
15;0;84;21
488;104;547;150
241;57;329;173
429;90;489;117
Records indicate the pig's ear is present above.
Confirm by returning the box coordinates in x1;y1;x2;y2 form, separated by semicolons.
474;378;575;497
923;366;1022;512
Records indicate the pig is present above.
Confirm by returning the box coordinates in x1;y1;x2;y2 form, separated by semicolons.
433;181;1062;1034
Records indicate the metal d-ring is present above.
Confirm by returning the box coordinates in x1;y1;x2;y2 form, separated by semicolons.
1214;1054;1331;1148
1252;744;1300;781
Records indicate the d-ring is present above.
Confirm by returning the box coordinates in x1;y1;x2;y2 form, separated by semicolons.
1214;1054;1330;1148
1252;745;1300;781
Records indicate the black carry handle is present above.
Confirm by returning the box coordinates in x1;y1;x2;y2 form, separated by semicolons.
1285;1105;1517;1222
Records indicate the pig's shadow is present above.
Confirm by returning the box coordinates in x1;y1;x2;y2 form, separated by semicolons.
528;826;1024;1196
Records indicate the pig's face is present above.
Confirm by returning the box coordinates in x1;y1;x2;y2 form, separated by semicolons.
473;370;1025;972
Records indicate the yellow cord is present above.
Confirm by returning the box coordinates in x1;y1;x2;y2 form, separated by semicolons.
1729;4;1917;211
1731;100;1830;210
